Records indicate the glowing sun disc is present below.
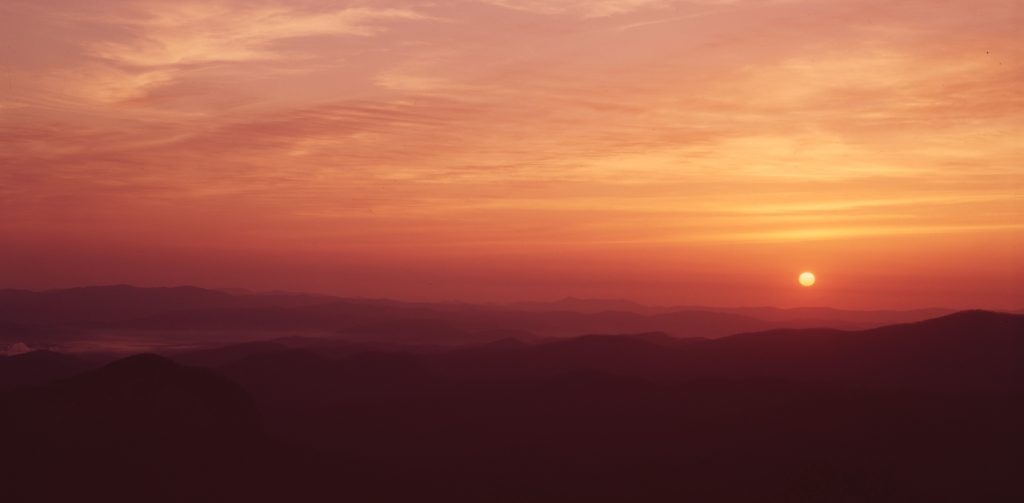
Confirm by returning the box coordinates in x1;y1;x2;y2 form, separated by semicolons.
799;272;816;287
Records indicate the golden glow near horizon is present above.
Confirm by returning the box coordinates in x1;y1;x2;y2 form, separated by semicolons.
799;272;816;288
0;0;1021;308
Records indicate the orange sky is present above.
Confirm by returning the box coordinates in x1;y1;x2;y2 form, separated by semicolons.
1;0;1021;309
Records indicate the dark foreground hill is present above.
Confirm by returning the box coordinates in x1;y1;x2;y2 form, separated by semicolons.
0;350;93;391
0;355;297;502
2;311;1022;502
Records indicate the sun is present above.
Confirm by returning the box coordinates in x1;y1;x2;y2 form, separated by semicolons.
798;271;816;287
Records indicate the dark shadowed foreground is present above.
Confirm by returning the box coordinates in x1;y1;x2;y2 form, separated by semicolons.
2;310;1022;502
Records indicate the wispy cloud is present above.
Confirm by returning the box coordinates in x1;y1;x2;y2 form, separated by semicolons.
479;0;670;17
1;0;1021;306
86;4;428;67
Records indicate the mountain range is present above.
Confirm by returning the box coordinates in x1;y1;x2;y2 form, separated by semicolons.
0;286;970;349
2;307;1021;502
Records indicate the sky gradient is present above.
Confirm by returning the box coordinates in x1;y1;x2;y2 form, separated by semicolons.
1;0;1021;308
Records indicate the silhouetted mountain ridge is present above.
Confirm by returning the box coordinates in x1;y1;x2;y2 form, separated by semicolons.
419;310;1024;389
103;299;794;340
0;285;343;326
3;310;1023;502
0;286;978;346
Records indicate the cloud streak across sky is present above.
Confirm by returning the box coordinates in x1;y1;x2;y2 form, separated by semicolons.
1;0;1021;308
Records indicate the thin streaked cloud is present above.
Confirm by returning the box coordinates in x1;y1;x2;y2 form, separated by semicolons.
1;0;1020;306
